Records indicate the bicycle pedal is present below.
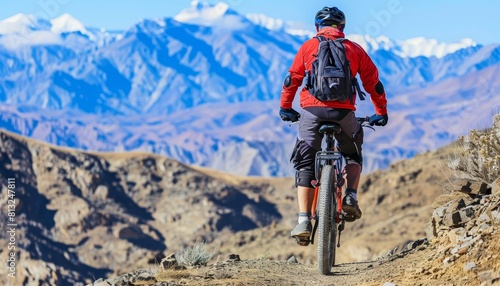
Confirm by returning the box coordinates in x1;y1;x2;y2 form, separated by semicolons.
343;214;356;222
294;236;311;246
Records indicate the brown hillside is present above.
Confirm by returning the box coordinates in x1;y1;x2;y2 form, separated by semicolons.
0;115;499;286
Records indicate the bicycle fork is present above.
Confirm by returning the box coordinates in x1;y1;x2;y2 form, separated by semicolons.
335;170;345;248
307;166;346;248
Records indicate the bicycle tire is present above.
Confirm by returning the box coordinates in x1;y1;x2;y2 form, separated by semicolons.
317;164;337;275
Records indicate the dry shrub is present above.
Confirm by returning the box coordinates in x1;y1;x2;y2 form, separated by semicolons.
447;114;500;183
175;241;219;267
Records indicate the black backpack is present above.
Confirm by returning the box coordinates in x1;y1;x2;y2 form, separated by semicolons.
305;36;365;103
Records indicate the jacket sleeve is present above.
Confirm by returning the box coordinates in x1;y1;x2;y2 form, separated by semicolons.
353;43;388;115
280;44;307;109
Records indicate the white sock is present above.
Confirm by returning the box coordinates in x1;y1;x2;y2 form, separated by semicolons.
298;212;310;224
346;188;358;200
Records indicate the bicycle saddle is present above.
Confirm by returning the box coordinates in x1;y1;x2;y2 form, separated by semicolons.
318;123;342;134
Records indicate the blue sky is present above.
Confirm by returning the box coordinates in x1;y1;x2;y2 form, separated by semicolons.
1;0;499;44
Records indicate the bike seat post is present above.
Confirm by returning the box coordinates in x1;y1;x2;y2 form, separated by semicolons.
319;124;341;152
325;133;336;151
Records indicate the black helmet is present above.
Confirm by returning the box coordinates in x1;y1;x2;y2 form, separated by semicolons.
315;6;346;29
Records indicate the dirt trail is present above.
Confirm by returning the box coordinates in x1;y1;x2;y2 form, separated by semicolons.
148;239;491;286
137;245;445;286
113;186;500;286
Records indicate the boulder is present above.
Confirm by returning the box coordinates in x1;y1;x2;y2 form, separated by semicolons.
453;179;490;195
51;195;90;234
443;206;475;227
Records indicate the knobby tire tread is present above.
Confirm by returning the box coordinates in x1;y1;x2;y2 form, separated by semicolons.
317;164;337;275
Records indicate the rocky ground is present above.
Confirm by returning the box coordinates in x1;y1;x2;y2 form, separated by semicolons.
1;115;499;286
81;174;500;286
0;130;284;285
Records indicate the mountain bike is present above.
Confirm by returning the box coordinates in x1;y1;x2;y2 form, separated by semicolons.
293;116;374;275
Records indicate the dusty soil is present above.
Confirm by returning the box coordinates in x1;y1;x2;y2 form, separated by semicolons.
130;232;497;286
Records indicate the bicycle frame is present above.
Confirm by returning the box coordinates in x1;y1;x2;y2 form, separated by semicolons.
311;132;344;225
289;116;372;275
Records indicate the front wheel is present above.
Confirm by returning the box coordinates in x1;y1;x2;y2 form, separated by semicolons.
317;165;337;275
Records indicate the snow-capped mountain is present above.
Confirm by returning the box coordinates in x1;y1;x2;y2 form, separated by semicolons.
244;12;477;59
347;35;477;59
0;1;499;176
0;7;305;114
0;5;496;114
0;12;118;50
0;13;52;34
246;13;315;38
50;13;95;39
0;13;61;48
174;1;247;29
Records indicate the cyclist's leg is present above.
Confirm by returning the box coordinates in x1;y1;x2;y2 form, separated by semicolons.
293;108;325;206
290;108;323;238
333;111;364;219
335;111;363;185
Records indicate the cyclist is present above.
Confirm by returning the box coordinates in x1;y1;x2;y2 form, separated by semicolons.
279;6;389;243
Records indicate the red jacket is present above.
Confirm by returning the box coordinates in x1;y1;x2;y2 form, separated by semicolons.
280;27;388;115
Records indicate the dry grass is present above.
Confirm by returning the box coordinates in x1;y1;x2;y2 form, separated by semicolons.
154;264;258;285
156;268;194;280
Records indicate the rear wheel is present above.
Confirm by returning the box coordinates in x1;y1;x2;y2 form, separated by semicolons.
317;165;337;275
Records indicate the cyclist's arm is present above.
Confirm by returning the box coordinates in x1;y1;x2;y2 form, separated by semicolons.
280;44;308;109
352;42;388;115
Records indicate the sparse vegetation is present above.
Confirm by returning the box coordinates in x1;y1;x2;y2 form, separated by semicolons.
447;114;500;183
156;269;192;280
175;241;219;267
259;252;270;260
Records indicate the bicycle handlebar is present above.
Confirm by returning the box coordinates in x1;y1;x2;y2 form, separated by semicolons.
357;116;376;130
356;116;370;123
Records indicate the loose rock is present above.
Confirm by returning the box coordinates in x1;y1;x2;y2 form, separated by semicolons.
464;262;476;271
287;256;298;264
131;272;156;284
161;254;177;269
225;254;241;262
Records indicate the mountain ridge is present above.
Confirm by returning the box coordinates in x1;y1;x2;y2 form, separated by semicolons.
0;3;496;115
1;63;498;176
1;4;480;59
1;1;500;176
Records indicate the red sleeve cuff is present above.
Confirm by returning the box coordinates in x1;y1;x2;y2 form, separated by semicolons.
375;107;388;116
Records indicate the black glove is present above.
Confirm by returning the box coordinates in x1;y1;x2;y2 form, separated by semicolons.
369;114;389;126
279;107;301;122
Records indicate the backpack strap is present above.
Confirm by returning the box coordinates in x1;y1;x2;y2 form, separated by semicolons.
352;78;366;101
315;36;327;42
332;39;367;102
329;40;347;71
